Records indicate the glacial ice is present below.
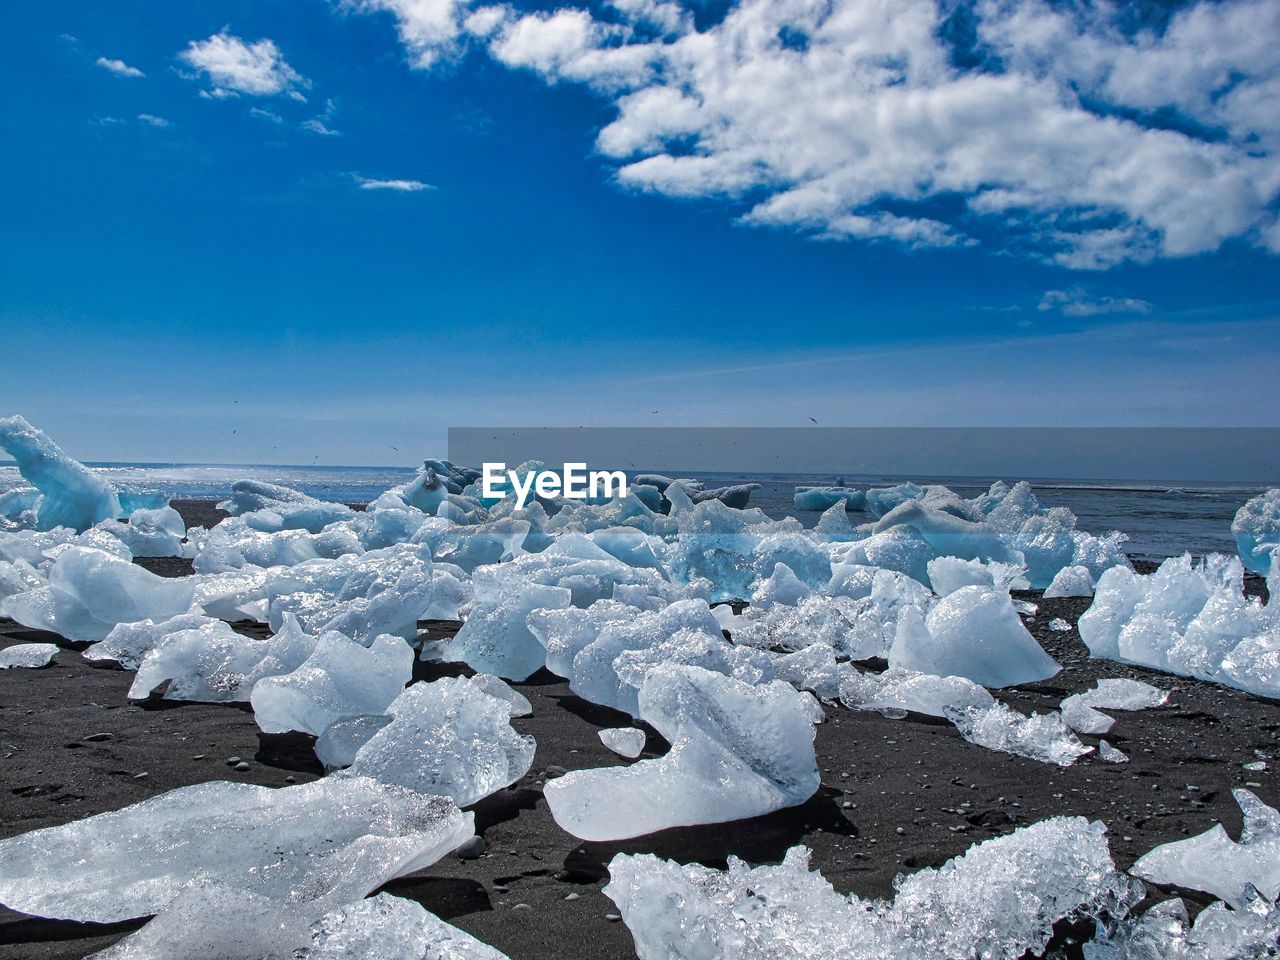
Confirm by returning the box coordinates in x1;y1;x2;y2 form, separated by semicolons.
1131;789;1280;908
250;631;412;735
97;506;187;558
1045;564;1096;598
0;775;472;923
926;556;1029;596
0;415;121;532
85;614;221;670
840;667;994;718
0;642;58;669
1079;553;1280;697
339;675;535;806
946;702;1092;766
544;664;819;840
299;892;508;960
129;618;302;703
448;576;571;680
1059;679;1168;735
793;486;865;512
889;585;1060;688
1233;488;1280;576
1097;740;1128;763
2;546;195;643
599;726;646;758
605;817;1135;960
1084;892;1280;960
315;714;393;771
218;479;353;534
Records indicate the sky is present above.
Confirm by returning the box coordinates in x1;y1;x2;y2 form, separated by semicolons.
1;0;1278;466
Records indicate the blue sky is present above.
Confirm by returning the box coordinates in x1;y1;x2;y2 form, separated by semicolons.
1;0;1278;465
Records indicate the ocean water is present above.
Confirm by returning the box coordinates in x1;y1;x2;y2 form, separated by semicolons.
0;462;1265;562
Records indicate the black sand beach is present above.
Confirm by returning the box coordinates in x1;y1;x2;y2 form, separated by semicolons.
0;502;1275;960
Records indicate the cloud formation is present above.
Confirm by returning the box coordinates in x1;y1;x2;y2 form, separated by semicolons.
95;56;144;78
137;114;170;128
355;0;1280;269
354;175;434;191
1038;287;1153;317
179;31;308;99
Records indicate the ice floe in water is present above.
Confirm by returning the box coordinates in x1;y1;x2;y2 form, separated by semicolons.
793;485;865;512
1131;789;1280;908
337;675;535;806
0;415;121;532
545;664;819;840
605;817;1136;960
1079;553;1280;697
250;631;413;735
1233;488;1280;576
0;642;58;669
888;585;1060;688
0;775;471;923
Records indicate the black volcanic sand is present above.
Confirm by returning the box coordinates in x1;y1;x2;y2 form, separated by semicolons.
0;503;1277;959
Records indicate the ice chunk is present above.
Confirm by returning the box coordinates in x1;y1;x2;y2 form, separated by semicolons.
0;415;121;532
315;714;393;771
1060;678;1169;734
544;664;819;840
0;642;58;669
865;481;926;517
1097;740;1128;763
875;500;1023;569
97;506;187;558
339;676;535;806
926;556;1029;596
448;578;571;680
840;667;994;718
947;702;1092;766
0;775;472;923
300;893;509;960
1049;617;1071;631
1233;488;1280;576
1131;789;1280;908
527;599;640;680
1045;564;1096;598
1059;697;1116;735
1083;892;1280;960
831;525;938;585
793;486;865;512
2;546;195;643
813;500;860;542
605;817;1133;960
468;673;532;717
218;480;352;533
599;727;646;758
889;586;1060;688
250;632;412;735
86;613;221;670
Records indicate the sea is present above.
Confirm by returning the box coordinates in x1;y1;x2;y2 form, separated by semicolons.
0;462;1267;563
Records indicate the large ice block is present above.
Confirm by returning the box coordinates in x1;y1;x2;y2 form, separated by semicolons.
0;415;121;532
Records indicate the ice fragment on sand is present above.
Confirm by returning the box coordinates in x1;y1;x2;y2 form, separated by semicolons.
1131;788;1280;908
448;576;571;680
1233;488;1280;576
1045;564;1096;598
605;817;1134;960
299;893;509;959
0;415;121;532
0;642;57;669
947;702;1092;766
467;673;532;717
338;675;535;807
1060;678;1168;734
250;631;412;735
1049;617;1072;631
0;776;472;923
599;727;646;758
840;667;994;718
86;614;221;670
888;585;1060;688
1083;892;1280;960
1097;740;1128;763
544;664;819;841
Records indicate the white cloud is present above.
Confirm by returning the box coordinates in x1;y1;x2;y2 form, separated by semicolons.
1038;287;1154;317
137;114;170;127
96;56;144;78
250;107;284;123
354;175;434;191
302;118;341;136
179;31;308;99
352;0;1280;268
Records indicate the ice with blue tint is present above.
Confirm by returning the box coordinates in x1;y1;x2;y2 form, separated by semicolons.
86;613;223;670
314;714;393;771
946;702;1091;765
813;501;860;542
840;667;994;718
0;415;121;532
605;817;1134;960
831;526;938;585
1233;488;1280;575
414;516;529;573
250;631;412;735
545;664;819;841
1079;553;1280;697
97;506;187;558
1083;892;1280;960
2;546;195;643
1058;678;1168;735
527;600;641;680
0;642;59;669
0;775;471;924
926;557;1028;596
599;727;646;758
188;519;348;573
217;479;353;534
448;576;571;680
873;500;1025;571
793;486;865;512
339;675;535;806
1044;564;1096;598
0;557;44;603
865;481;926;518
1131;789;1280;908
889;585;1060;688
